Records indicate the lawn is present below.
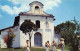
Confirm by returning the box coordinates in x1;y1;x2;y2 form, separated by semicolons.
56;45;69;51
0;46;69;51
0;47;51;51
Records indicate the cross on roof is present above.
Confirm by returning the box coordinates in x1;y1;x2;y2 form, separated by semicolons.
71;17;79;25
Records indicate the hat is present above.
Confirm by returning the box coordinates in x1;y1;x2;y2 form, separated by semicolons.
60;38;64;41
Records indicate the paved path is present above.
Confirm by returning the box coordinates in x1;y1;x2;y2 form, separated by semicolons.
56;49;61;51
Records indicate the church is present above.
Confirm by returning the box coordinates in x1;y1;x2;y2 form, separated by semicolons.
0;1;57;48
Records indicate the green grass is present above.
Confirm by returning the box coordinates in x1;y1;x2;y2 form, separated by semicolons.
0;47;51;51
56;45;69;51
64;45;69;51
0;47;52;51
0;45;69;51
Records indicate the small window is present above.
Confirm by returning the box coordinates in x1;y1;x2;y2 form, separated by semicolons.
36;20;40;28
35;6;39;10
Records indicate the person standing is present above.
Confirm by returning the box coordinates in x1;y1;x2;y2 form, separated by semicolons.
59;38;65;51
45;42;48;51
45;41;50;51
26;40;30;51
52;40;56;51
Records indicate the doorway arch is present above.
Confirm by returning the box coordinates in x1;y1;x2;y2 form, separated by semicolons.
34;32;42;47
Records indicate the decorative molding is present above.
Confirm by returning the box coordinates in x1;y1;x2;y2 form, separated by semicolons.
19;13;54;18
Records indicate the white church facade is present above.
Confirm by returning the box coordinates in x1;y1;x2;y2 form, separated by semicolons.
0;1;58;48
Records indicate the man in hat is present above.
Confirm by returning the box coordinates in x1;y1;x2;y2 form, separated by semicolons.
59;38;65;51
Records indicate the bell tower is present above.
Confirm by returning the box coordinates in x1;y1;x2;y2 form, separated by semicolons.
27;1;44;15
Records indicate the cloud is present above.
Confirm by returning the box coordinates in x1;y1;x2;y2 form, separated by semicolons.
8;0;61;10
0;0;61;15
0;5;28;15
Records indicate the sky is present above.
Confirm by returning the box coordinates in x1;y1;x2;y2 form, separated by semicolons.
0;0;80;42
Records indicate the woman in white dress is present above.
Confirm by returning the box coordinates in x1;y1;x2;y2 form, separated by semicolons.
52;40;56;51
26;40;30;51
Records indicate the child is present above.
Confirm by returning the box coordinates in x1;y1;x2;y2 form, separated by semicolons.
52;40;56;51
26;40;30;51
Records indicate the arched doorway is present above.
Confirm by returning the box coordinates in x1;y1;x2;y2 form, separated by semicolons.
34;32;42;47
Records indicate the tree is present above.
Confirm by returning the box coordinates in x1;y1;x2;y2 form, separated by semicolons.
4;28;16;51
7;29;16;48
55;21;76;44
20;20;38;47
71;17;80;51
55;21;80;51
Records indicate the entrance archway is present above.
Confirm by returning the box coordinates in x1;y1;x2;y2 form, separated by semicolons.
34;32;42;47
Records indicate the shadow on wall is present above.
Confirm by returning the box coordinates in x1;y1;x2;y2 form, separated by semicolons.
54;34;61;45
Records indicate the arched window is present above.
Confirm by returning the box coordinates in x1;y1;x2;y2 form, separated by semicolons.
35;6;39;10
36;20;40;28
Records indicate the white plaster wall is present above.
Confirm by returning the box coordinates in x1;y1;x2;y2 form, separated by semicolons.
12;26;20;48
19;15;54;47
20;30;29;47
42;29;51;46
1;30;8;48
54;34;61;45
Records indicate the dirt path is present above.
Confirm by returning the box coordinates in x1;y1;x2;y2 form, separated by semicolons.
56;49;61;51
